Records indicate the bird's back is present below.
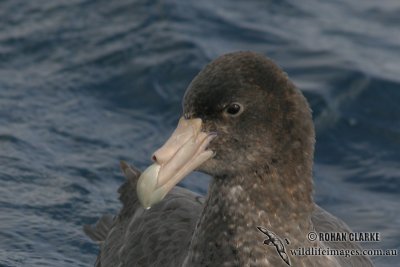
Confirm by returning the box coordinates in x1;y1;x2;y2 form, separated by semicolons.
312;206;375;267
84;162;203;267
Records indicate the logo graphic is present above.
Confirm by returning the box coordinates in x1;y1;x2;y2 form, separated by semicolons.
257;226;291;266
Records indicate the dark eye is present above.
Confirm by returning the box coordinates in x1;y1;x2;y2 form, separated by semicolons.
224;102;243;116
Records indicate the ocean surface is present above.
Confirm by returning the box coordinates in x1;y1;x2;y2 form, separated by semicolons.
0;0;399;266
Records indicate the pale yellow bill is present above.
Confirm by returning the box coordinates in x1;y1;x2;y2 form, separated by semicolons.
137;117;216;209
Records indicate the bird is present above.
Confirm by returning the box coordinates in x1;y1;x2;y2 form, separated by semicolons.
84;51;375;267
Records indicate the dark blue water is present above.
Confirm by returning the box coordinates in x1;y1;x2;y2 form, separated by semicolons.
0;0;399;266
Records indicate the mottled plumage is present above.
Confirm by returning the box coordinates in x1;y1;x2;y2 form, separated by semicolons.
86;52;374;267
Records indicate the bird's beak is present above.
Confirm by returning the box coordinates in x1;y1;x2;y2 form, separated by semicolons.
137;117;216;209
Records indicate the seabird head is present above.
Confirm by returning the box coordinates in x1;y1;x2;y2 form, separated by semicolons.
137;51;315;208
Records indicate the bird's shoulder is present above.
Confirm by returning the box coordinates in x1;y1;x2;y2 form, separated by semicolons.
312;205;374;267
85;162;204;267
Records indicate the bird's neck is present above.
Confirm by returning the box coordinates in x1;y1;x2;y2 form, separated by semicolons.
184;171;315;266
